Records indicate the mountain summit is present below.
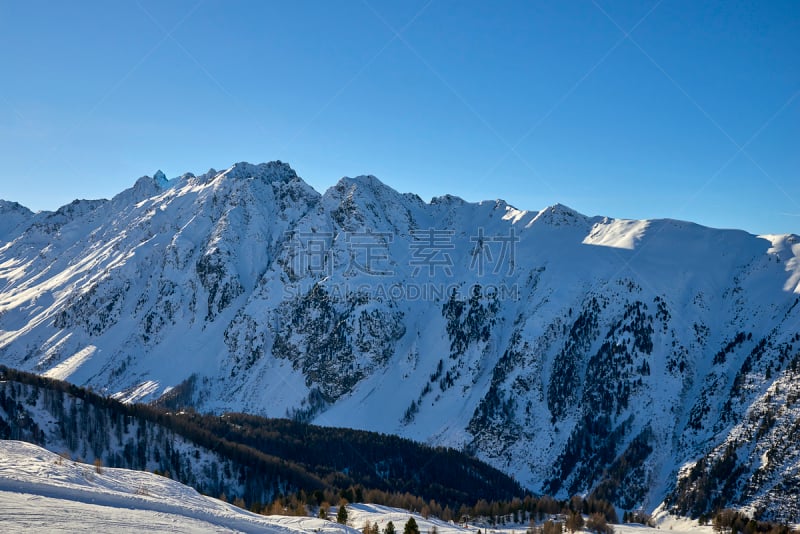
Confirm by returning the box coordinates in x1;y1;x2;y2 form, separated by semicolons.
1;161;799;521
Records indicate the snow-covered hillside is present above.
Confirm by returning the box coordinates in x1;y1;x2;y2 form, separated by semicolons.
1;161;799;519
0;440;717;534
345;503;715;534
0;440;354;533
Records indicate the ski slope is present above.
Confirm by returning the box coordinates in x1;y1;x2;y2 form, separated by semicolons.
0;440;355;533
0;440;722;533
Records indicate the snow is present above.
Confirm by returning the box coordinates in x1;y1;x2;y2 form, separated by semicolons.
650;507;715;533
347;504;459;533
111;379;162;404
583;219;650;250
0;440;357;534
0;442;741;533
42;344;97;380
346;504;712;534
0;161;799;518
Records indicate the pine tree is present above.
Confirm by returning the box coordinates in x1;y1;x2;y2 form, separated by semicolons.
337;504;348;525
404;517;420;534
385;521;396;534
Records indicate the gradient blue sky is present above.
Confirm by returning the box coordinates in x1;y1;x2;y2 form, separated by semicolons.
1;1;798;234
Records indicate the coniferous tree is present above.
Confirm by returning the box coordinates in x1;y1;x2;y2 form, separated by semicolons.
403;517;419;534
336;504;348;525
385;521;396;534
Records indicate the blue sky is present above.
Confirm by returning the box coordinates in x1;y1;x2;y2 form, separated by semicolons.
1;0;798;234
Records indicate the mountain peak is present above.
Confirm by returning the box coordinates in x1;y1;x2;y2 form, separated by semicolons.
546;202;580;214
332;174;393;193
125;172;168;203
532;203;587;227
153;170;169;188
322;174;421;231
0;200;34;242
221;161;299;183
430;193;467;205
326;175;410;206
0;200;33;216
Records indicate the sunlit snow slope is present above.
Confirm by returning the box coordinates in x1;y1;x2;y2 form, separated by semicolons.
0;440;354;533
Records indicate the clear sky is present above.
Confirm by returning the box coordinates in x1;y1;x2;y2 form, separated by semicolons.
0;0;798;235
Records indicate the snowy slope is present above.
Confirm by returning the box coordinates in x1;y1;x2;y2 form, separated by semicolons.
0;440;355;533
344;503;713;534
0;161;799;519
0;440;712;534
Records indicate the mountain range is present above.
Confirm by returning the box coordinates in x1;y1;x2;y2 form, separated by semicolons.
1;161;798;521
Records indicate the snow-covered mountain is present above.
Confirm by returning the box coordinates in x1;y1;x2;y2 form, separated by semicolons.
1;161;799;520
